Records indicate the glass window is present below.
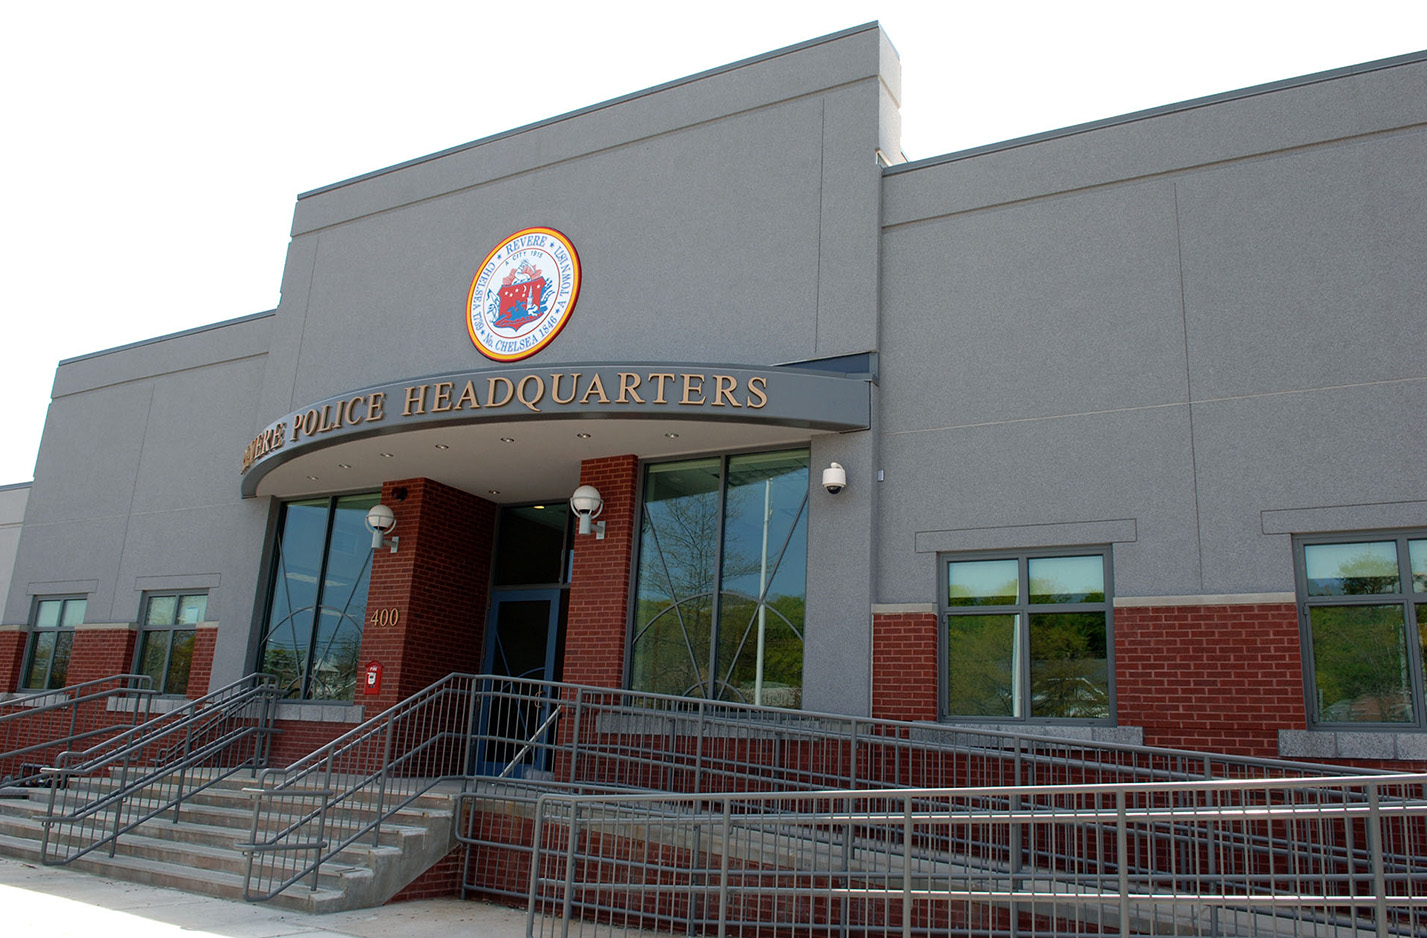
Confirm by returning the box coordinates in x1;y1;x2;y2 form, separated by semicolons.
630;450;809;708
22;596;86;690
1298;533;1427;726
134;592;207;695
258;493;378;700
943;551;1111;722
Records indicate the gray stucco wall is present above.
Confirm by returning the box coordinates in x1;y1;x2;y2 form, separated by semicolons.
0;484;29;619
876;55;1427;604
254;25;897;426
5;315;275;689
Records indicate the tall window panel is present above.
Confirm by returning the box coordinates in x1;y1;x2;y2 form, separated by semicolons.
630;450;808;707
22;596;86;690
258;493;379;700
1298;533;1427;726
942;550;1112;722
135;592;207;695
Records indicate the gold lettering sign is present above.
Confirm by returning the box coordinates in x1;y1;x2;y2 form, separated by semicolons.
241;370;774;474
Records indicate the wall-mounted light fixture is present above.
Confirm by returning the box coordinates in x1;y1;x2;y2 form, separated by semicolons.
570;484;605;539
365;504;400;552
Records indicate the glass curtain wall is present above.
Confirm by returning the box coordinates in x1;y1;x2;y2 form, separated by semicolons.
630;450;808;707
258;493;379;700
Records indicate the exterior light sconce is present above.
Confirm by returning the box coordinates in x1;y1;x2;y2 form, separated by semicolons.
570;484;605;539
365;504;400;553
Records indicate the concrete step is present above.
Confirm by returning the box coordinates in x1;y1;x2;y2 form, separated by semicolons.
0;829;351;913
56;775;456;818
0;780;458;913
0;806;390;887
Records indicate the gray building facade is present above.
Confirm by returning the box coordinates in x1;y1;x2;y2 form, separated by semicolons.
4;24;1425;765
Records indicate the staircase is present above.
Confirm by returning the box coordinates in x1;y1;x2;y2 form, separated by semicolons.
0;770;457;913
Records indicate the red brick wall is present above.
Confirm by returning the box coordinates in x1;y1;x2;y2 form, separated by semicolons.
359;478;496;712
1115;603;1305;758
388;849;465;902
872;602;1318;762
66;627;139;687
0;630;26;690
266;718;358;767
563;455;639;689
186;626;217;699
870;612;938;722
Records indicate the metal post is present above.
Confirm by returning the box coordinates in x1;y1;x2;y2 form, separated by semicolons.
462;676;480;782
718;801;731;938
1366;783;1388;938
567;690;583;786
311;751;334;892
902;793;913;938
1115;788;1130;938
559;809;579;938
689;822;702;938
694;699;706;794
525;798;546;938
373;713;395;846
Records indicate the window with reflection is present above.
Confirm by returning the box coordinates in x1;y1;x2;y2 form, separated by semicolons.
1298;533;1427;726
257;493;379;700
943;550;1111;721
135;592;206;695
22;596;86;690
630;450;808;708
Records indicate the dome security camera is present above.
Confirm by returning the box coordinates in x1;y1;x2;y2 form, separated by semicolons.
821;462;847;495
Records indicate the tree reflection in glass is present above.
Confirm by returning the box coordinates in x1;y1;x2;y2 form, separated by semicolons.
630;452;808;707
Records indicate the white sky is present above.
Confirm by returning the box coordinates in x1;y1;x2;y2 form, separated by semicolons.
2;0;1424;486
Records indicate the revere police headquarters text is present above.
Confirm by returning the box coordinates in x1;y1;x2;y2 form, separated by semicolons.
241;369;772;475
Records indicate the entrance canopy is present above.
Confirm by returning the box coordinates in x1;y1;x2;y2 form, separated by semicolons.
240;362;872;502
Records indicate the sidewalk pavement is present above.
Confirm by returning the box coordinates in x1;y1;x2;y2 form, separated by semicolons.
0;855;531;938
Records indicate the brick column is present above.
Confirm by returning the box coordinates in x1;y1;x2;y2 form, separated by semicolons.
871;610;940;722
66;624;140;687
186;623;219;699
564;455;639;689
0;627;26;691
358;478;496;713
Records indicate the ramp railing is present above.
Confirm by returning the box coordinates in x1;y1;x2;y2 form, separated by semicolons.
455;681;1385;905
0;674;155;786
526;774;1427;938
238;672;1391;905
39;673;280;864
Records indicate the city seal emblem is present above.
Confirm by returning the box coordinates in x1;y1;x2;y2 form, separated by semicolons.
466;227;581;361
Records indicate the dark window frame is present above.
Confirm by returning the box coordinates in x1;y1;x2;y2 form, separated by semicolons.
1295;530;1427;730
133;591;208;696
626;447;810;707
256;492;380;701
938;546;1115;725
21;595;87;691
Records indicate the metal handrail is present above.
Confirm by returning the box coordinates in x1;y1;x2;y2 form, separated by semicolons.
0;674;155;786
38;673;280;866
243;672;1393;905
526;774;1427;938
242;673;558;901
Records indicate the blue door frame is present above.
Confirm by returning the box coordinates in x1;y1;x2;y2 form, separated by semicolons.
474;589;562;776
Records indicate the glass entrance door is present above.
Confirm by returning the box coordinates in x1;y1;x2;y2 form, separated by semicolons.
475;589;562;775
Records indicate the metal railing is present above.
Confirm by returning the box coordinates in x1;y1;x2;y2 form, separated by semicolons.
450;679;1387;906
40;673;280;865
239;672;1396;907
0;674;155;786
526;774;1427;938
241;673;561;900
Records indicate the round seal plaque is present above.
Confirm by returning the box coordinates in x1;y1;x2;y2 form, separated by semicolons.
466;227;581;362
